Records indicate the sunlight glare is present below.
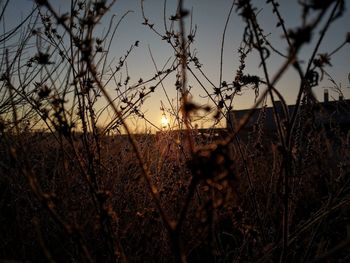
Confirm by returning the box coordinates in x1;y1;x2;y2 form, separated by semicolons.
161;115;169;128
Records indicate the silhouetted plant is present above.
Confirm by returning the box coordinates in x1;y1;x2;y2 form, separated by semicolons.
0;0;350;262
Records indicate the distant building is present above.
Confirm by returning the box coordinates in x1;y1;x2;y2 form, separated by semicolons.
227;90;350;140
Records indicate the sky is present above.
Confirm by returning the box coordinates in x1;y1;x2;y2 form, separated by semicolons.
2;0;350;132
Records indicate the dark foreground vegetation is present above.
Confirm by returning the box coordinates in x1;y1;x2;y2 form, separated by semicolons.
2;115;350;262
1;0;350;262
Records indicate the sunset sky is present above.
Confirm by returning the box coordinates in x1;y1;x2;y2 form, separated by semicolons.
3;0;350;132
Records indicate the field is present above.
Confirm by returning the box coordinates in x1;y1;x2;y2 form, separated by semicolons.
1;116;350;262
1;0;350;262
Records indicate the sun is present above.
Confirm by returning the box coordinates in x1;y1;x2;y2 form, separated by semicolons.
161;115;169;128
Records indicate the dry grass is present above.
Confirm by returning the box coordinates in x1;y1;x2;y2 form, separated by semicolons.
1;0;350;262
